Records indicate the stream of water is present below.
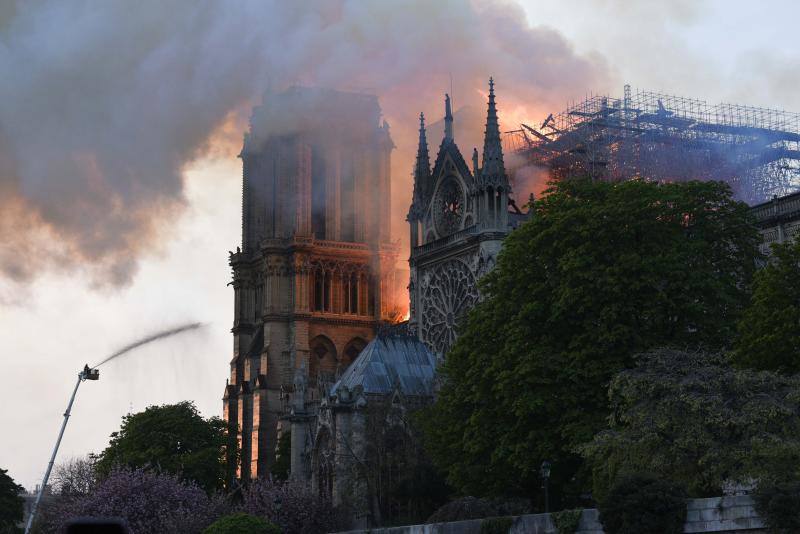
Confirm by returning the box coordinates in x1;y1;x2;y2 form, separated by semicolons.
92;322;206;368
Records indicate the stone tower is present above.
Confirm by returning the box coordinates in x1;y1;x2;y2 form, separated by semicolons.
408;78;524;355
223;87;399;482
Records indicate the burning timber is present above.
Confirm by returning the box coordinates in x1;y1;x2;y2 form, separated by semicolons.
504;85;800;204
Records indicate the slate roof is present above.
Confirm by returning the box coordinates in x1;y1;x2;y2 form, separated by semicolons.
330;334;437;397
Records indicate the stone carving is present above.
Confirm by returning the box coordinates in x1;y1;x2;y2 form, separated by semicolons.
472;248;495;279
420;259;479;354
292;366;307;412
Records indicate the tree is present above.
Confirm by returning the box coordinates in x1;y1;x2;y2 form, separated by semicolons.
582;348;800;499
95;402;229;493
269;431;291;482
753;480;800;534
241;479;346;534
735;239;800;373
50;456;97;496
43;467;228;534
203;513;280;534
420;179;760;500
0;468;24;534
598;474;686;534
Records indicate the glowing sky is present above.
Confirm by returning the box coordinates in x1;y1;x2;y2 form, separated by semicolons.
3;0;800;491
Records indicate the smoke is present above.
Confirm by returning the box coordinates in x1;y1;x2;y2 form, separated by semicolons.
93;322;205;368
508;160;553;204
0;0;611;288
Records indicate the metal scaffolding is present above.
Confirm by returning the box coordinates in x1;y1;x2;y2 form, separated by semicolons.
504;85;800;204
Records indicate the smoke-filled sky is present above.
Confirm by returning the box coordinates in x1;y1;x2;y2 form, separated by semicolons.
2;0;799;490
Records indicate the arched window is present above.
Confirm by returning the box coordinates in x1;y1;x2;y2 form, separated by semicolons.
312;268;332;312
487;186;495;223
311;147;327;239
342;337;367;369
254;282;263;320
312;427;334;499
379;426;409;523
495;187;503;222
309;335;337;379
343;272;359;314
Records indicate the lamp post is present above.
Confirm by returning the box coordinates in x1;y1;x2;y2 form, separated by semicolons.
25;365;99;534
540;460;551;515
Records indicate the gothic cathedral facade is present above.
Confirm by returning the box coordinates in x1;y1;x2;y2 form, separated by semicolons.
224;87;400;482
408;79;524;355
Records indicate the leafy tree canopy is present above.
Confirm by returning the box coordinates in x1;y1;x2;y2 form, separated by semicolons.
754;480;800;534
736;239;800;373
44;467;226;534
420;179;760;500
242;479;346;534
582;348;800;499
270;431;290;482
203;513;280;534
598;474;687;534
95;401;228;493
0;467;24;533
51;456;97;496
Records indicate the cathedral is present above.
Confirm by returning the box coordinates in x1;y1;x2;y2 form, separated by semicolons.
224;80;525;525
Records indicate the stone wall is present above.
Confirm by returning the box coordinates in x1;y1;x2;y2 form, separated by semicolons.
335;496;765;534
684;496;764;533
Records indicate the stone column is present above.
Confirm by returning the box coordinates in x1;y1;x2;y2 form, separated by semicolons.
326;147;341;241
237;382;253;481
354;147;366;243
222;383;239;486
295;140;312;237
378;144;391;243
252;377;271;477
333;394;370;528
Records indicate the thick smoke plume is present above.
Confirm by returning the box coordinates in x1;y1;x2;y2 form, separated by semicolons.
0;0;610;287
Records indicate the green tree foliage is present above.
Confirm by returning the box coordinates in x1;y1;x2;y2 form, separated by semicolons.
0;468;24;534
420;179;760;499
736;239;800;373
95;401;229;493
598;474;686;534
202;513;280;534
551;509;583;534
753;480;800;534
270;430;291;482
479;516;514;534
582;348;800;499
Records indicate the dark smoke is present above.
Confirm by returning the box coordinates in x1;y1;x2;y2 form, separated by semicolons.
0;0;611;288
93;322;205;368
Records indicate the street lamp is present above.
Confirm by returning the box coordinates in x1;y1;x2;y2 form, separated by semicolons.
25;365;99;534
540;460;551;515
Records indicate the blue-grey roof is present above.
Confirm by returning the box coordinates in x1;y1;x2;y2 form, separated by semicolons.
330;335;437;397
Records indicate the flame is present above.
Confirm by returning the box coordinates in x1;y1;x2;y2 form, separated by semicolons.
385;305;410;324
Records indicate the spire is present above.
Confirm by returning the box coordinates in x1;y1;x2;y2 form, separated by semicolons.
444;93;453;142
415;112;431;183
480;77;508;189
409;112;431;221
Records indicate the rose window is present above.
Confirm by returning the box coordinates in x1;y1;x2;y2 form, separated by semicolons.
420;259;478;354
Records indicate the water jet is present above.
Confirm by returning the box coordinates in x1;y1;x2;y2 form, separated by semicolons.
24;322;205;534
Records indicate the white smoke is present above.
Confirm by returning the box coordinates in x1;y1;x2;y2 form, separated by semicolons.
0;0;611;287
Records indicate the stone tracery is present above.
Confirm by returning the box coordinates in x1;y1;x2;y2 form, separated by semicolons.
420;259;479;354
